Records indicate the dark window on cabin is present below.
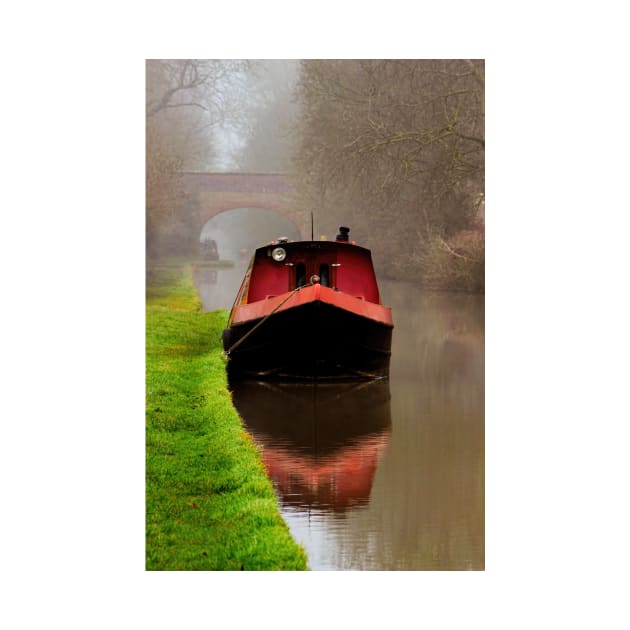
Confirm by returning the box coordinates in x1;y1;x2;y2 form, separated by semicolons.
320;264;329;287
296;263;306;287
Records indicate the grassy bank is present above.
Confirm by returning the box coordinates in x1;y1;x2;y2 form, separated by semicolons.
146;262;308;570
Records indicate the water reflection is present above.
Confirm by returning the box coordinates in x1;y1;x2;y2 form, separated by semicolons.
192;263;247;312
196;270;484;570
194;268;218;285
230;380;391;513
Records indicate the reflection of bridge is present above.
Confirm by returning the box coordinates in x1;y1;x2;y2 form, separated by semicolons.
181;172;308;237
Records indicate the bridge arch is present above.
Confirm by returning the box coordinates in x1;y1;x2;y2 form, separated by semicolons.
199;206;303;262
182;172;309;240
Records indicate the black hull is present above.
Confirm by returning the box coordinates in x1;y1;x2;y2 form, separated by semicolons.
224;301;392;380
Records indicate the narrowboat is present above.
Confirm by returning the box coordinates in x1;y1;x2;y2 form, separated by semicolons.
222;226;393;380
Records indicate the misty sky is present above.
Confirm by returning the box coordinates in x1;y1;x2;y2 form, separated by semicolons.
211;60;299;171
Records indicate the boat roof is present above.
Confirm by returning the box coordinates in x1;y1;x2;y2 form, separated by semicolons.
255;239;372;255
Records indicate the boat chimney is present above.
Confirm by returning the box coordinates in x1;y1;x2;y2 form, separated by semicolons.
336;226;350;242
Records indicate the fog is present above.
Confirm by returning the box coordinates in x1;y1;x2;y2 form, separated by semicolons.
146;59;484;291
146;59;301;262
211;60;300;172
200;207;301;264
200;61;302;260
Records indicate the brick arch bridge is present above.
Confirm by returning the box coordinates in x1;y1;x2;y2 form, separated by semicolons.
181;172;309;238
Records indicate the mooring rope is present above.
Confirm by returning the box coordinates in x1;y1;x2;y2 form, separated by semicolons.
223;281;313;356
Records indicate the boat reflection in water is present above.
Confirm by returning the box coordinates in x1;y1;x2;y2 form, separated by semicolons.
230;379;391;513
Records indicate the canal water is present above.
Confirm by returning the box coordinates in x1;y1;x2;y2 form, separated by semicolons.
194;264;484;570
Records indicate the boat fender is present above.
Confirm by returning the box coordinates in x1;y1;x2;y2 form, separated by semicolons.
221;329;232;351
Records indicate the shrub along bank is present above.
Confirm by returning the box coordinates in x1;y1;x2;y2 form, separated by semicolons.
146;262;308;570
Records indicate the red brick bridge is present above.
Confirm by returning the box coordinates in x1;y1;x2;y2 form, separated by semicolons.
181;172;309;238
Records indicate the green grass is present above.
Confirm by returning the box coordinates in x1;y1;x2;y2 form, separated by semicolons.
146;262;308;570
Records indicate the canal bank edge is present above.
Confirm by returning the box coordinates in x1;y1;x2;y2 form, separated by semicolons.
146;260;308;570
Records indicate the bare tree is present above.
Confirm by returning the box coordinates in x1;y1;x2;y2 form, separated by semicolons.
290;59;484;290
146;59;246;120
146;60;247;259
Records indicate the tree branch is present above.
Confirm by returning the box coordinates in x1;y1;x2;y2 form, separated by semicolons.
438;236;480;263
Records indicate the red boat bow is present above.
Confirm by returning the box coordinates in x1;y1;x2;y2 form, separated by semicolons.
231;282;393;328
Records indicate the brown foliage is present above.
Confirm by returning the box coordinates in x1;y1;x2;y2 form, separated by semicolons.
290;60;484;291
